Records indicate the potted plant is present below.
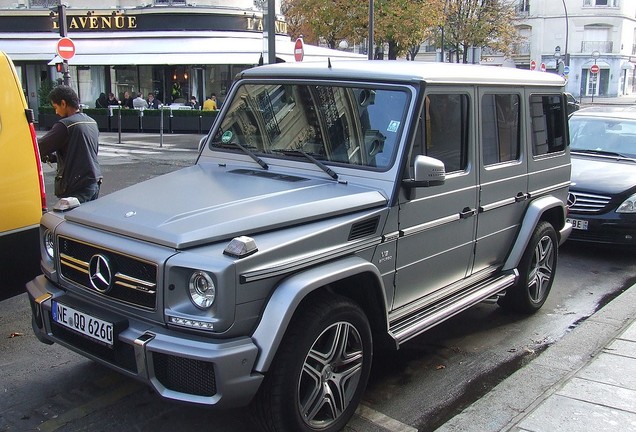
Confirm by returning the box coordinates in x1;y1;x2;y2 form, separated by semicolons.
82;108;109;132
171;108;202;133
140;108;170;133
37;106;58;130
200;110;218;134
110;108;141;132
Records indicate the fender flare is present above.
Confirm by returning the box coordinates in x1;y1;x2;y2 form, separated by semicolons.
251;255;385;372
503;195;567;272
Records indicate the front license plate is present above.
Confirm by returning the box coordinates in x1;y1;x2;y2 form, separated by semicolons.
52;300;114;346
566;218;589;231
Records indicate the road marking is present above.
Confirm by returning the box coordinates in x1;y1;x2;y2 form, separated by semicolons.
356;404;418;432
36;381;141;432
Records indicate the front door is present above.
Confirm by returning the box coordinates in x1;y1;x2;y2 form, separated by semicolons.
394;90;478;309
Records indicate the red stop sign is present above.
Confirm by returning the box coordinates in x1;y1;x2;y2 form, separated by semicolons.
56;37;76;61
294;38;304;62
590;64;600;74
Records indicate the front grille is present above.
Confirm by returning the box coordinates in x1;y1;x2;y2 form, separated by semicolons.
153;352;217;397
568;191;611;213
51;318;137;373
58;237;158;310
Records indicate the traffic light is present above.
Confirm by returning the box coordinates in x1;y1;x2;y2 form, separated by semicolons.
55;62;68;74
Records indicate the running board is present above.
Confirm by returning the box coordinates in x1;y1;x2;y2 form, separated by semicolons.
388;271;518;346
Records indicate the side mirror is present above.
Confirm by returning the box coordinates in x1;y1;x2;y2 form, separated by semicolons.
402;155;446;199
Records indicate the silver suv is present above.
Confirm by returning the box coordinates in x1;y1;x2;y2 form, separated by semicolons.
27;61;571;432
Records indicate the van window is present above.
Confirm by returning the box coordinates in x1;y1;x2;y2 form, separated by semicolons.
481;94;521;165
530;94;566;155
420;93;469;172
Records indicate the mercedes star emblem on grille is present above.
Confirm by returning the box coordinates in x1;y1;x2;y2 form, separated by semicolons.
89;254;113;293
567;192;576;208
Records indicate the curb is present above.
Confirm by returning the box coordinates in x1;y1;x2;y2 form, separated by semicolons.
435;283;636;432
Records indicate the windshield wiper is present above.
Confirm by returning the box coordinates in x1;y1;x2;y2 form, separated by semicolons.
272;149;339;181
572;149;636;162
212;141;269;170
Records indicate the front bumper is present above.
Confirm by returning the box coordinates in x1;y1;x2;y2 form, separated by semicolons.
566;212;636;246
26;275;263;408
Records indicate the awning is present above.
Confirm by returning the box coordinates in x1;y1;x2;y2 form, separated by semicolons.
0;32;364;65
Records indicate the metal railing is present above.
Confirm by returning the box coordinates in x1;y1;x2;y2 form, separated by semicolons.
581;41;613;53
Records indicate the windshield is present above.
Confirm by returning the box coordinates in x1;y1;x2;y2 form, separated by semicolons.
569;116;636;158
209;82;410;170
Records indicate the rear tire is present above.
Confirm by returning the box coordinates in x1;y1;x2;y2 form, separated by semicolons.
499;221;558;313
252;293;372;432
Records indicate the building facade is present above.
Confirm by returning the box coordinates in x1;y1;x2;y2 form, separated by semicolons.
0;0;361;117
514;0;636;98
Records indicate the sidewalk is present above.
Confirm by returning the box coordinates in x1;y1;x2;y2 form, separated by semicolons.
36;130;206;151
436;282;636;432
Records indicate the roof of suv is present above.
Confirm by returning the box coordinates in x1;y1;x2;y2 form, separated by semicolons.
570;105;636;121
238;60;566;87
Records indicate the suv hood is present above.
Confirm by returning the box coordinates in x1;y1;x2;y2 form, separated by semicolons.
571;154;636;195
64;164;387;249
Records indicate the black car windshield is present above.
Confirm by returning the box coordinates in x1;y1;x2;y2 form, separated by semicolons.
569;116;636;158
210;82;409;170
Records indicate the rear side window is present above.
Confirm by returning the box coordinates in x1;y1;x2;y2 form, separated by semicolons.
530;94;566;155
481;94;521;165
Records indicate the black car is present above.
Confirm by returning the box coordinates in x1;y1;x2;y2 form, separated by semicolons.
567;106;636;246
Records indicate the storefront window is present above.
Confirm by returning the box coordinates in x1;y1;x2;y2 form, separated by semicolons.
114;66;137;102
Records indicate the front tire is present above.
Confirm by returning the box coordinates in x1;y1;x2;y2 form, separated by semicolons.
253;293;372;432
499;221;558;313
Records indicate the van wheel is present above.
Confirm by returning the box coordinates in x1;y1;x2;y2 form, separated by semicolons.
252;293;372;432
499;221;557;314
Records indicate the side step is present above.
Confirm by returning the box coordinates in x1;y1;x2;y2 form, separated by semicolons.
388;271;518;346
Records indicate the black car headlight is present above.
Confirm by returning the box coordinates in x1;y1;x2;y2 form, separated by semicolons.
617;193;636;214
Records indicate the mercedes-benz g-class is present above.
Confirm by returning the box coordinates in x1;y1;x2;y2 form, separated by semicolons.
27;60;571;432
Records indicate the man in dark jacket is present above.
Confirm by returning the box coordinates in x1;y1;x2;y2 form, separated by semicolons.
38;85;102;203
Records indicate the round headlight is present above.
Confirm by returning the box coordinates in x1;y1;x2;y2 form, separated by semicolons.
188;271;216;309
44;229;55;259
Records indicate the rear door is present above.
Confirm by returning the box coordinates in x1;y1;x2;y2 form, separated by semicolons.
473;88;527;273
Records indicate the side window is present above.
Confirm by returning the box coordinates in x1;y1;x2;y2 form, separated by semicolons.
530;94;566;156
421;93;469;173
481;94;520;165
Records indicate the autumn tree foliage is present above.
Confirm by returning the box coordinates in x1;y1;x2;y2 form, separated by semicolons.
439;0;519;63
282;0;444;59
282;0;368;49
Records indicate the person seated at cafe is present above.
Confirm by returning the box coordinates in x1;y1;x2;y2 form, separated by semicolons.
147;92;162;109
186;96;199;109
107;92;119;106
133;93;148;109
203;93;217;111
121;91;134;109
95;92;108;108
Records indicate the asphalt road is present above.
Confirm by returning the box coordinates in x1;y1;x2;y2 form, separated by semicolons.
1;141;634;431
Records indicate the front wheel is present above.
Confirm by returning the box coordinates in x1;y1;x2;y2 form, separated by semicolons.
252;293;372;432
499;221;558;314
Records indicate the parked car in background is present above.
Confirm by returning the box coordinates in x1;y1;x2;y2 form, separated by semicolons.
565;92;580;115
0;51;46;298
567;106;636;246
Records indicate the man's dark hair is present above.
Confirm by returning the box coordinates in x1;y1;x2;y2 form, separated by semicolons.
49;85;80;109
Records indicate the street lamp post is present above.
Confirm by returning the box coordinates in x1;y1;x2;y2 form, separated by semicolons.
591;50;600;103
368;0;374;60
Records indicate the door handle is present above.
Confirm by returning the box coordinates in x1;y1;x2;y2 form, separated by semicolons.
460;207;477;219
515;193;529;202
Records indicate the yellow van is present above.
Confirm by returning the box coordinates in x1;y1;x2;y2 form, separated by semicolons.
0;51;46;298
